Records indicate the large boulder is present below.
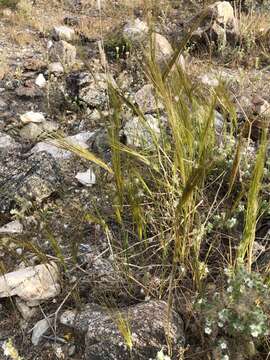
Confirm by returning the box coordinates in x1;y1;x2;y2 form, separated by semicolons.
60;300;185;360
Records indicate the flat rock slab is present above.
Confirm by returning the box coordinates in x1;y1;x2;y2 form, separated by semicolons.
0;262;60;305
0;220;23;234
61;300;185;360
0;151;63;214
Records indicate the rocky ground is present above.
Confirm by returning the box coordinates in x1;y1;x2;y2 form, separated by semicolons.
0;0;270;359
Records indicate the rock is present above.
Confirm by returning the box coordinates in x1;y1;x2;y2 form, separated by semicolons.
42;121;59;132
15;297;37;320
123;114;161;148
215;110;225;135
123;18;149;43
0;152;63;214
150;33;173;69
83;254;125;296
23;58;47;72
31;318;51;346
0;220;23;234
48;62;64;75
20;123;43;140
60;303;107;333
200;73;220;88
31;142;71;160
20;121;58;141
88;109;101;121
49;40;77;67
66;71;111;108
0;262;60;305
75;168;96;186
15;84;43;98
21;123;44;140
35;74;46;88
2;8;12;17
0;132;19;152
20;111;45;124
210;1;235;26
68;345;76;356
252;96;270;118
31;131;94;160
52;25;75;42
193;1;238;45
61;301;185;360
0;98;7;111
134;84;163;113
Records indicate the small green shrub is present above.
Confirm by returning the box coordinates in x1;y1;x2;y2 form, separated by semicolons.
104;31;132;60
195;265;270;358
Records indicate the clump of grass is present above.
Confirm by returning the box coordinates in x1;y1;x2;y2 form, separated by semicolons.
237;129;268;270
52;11;270;358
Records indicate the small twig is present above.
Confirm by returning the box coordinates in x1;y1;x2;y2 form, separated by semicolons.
42;335;67;344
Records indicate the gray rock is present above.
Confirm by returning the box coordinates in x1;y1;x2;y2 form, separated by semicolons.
42;121;59;132
35;74;46;88
20;123;43;140
31;318;51;346
75;168;96;186
123;114;161;148
30;141;69;159
68;345;76;356
0;262;60;305
123;18;149;43
20;121;59;141
20;111;45;124
0;220;23;234
15;85;43;99
31;131;94;160
253;96;270;118
200;73;220;88
0;152;63;214
83;255;123;296
15;297;37;320
49;40;77;67
66;72;111;108
48;62;64;75
210;1;236;28
134;84;163;113
23;58;47;72
215;110;225;135
0;132;19;152
193;1;238;45
0;98;7;111
52;25;75;42
61;301;184;360
150;33;173;69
